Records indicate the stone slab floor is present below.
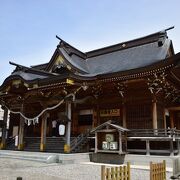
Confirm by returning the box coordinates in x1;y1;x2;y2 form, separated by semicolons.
0;158;172;180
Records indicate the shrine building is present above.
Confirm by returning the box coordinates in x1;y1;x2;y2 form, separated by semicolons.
0;27;179;154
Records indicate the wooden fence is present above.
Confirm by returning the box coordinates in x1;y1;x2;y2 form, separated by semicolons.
150;160;166;180
101;162;130;180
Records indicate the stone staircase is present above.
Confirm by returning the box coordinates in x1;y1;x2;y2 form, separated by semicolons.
6;137;74;153
6;134;90;153
24;137;75;153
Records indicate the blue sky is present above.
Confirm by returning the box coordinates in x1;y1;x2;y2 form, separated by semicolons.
0;0;180;84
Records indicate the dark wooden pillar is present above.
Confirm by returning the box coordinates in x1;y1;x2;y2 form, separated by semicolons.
119;131;122;154
95;132;98;153
177;140;180;156
163;108;167;129
0;107;8;149
40;113;48;151
64;101;71;153
152;100;158;129
170;139;174;156
18;113;25;150
122;103;127;128
170;111;174;128
94;101;100;126
146;140;150;155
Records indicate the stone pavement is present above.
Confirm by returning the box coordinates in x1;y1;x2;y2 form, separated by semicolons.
0;157;172;180
0;158;100;180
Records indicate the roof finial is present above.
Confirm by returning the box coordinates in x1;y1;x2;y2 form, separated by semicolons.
165;26;174;32
56;35;62;41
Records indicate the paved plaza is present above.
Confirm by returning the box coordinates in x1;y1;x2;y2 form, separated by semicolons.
0;157;172;180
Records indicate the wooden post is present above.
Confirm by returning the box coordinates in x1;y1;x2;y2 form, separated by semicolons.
170;139;174;156
92;109;97;128
65;101;71;153
18;114;25;150
127;162;130;180
95;132;98;153
96;103;100;126
177;140;180;156
122;103;127;128
152;100;158;130
146;140;150;155
101;165;105;180
40;113;48;151
163;108;167;129
170;111;174;128
119;131;122;154
0;107;8;149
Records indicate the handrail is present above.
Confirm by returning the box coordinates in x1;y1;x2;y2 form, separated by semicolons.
127;128;180;138
70;130;90;152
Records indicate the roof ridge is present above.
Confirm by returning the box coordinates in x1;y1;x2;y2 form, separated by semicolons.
85;28;173;58
31;62;49;68
56;36;86;59
55;27;174;59
10;62;55;76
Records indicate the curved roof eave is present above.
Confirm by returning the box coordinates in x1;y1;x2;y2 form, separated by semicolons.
1;53;179;92
0;75;41;91
95;52;180;80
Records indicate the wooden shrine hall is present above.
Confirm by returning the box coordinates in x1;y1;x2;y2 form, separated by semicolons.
0;27;179;154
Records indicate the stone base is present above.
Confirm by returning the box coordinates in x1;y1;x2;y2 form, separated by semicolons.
40;143;45;152
0;143;6;150
18;144;24;151
90;153;125;164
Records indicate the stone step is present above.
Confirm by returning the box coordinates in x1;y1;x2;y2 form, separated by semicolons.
0;150;59;163
0;150;91;164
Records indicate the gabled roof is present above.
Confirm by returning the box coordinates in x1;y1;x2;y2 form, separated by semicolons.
1;27;178;91
91;120;129;133
54;28;173;77
0;62;55;90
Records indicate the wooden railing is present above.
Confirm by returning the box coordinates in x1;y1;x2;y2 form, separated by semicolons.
70;131;90;152
127;128;180;156
128;128;180;138
101;162;130;180
150;160;166;180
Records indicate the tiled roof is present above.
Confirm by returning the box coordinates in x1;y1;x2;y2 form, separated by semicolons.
59;38;171;77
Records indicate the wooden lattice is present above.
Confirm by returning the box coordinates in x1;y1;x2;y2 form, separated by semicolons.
150;160;166;180
101;162;130;180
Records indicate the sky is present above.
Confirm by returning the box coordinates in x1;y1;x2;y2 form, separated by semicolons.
0;0;180;84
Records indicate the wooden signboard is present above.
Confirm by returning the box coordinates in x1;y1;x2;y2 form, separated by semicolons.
100;109;120;117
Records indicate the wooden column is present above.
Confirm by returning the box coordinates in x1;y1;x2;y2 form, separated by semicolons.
170;111;174;128
93;108;98;128
146;140;150;155
119;131;122;154
122;103;127;128
95;132;98;153
65;101;71;153
18;110;25;150
163;108;167;129
170;139;174;156
72;111;78;135
40;113;48;151
0;107;8;149
96;102;100;126
177;140;180;156
152;100;158;129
